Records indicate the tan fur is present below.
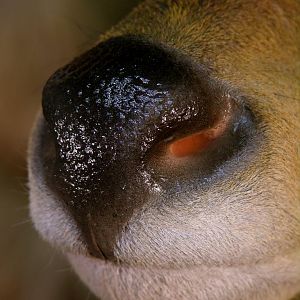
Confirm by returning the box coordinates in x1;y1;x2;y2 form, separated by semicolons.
29;0;300;299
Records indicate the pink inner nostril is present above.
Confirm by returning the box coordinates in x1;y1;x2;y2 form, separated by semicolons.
168;101;232;158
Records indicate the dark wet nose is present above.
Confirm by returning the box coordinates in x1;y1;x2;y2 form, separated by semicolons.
41;35;252;260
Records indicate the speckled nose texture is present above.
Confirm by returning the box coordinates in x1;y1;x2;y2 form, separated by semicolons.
41;36;254;260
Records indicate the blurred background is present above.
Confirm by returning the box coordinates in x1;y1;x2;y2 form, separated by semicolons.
0;0;139;299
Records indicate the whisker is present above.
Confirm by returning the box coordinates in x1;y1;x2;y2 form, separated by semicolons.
11;219;31;228
55;267;72;273
65;14;103;39
15;205;29;211
43;251;56;271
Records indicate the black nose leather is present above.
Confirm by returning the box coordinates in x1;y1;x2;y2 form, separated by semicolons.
41;36;253;260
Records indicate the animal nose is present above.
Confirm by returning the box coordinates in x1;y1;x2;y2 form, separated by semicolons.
41;36;253;260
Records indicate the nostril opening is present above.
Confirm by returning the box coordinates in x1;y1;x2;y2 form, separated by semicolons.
168;100;232;158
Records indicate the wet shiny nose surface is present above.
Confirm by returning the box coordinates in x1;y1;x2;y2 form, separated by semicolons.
41;36;254;260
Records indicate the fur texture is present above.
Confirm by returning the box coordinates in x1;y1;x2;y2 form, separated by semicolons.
29;0;300;299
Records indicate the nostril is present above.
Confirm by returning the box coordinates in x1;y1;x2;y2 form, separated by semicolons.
40;35;255;259
168;100;232;158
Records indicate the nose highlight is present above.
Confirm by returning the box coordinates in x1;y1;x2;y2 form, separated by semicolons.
43;36;192;185
41;35;246;259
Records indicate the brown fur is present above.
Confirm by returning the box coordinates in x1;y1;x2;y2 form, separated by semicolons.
29;0;300;299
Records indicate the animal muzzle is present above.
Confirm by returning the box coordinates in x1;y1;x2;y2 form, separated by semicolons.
41;35;254;260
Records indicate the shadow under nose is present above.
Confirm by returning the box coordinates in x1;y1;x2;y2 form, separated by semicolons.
41;35;253;260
